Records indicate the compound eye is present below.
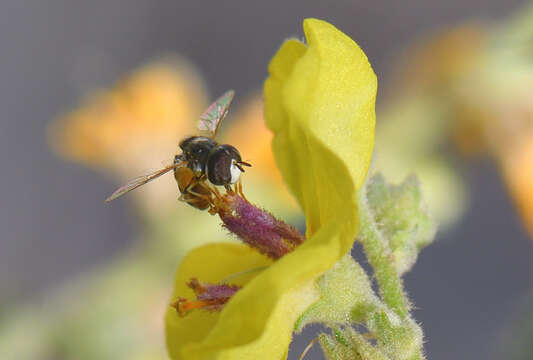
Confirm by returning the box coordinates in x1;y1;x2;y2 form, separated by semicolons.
206;149;232;185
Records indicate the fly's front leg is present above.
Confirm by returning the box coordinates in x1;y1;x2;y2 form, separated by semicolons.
236;179;248;201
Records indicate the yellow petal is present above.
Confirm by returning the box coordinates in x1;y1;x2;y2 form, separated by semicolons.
265;18;377;234
166;18;376;360
165;243;273;359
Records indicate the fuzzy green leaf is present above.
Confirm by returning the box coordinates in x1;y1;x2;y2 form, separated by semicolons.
364;174;437;275
295;255;378;331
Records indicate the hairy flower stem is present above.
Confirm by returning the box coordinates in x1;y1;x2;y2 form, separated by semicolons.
299;254;425;360
300;175;435;360
357;192;410;318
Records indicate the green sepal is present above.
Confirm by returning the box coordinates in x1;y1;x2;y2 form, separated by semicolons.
294;256;425;359
294;255;377;332
319;328;391;360
363;173;437;275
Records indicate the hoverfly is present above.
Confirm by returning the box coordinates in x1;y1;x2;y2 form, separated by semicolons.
105;90;251;209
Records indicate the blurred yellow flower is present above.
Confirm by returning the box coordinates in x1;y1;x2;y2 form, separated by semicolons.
377;6;533;236
391;25;485;92
50;60;208;171
165;18;376;359
48;59;208;211
501;133;533;237
370;26;485;230
445;11;533;238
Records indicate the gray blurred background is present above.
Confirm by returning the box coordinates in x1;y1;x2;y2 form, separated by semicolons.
1;1;533;359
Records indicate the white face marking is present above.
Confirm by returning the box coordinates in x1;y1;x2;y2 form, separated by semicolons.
229;161;241;184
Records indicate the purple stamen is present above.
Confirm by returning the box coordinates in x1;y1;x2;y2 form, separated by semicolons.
218;194;304;259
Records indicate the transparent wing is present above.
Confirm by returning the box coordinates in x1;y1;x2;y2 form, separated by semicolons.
197;89;235;138
105;162;181;202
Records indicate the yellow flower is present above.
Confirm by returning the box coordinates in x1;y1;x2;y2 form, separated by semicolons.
165;18;376;360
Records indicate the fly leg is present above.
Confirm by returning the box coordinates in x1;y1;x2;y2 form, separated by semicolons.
179;177;213;210
224;184;233;194
236;180;248;201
